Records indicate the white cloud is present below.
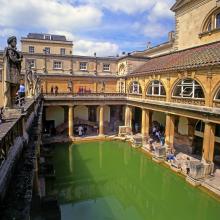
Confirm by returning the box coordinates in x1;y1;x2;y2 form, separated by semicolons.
0;28;17;37
79;0;175;16
0;0;102;31
143;23;171;38
74;39;120;56
50;30;120;56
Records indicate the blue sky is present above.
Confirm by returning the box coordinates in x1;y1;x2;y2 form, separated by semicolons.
0;0;175;56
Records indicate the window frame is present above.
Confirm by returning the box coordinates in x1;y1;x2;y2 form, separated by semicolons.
44;47;50;55
200;8;220;36
53;61;62;70
27;59;36;69
60;48;66;55
147;80;166;96
130;81;142;94
79;62;87;71
172;79;204;99
44;34;51;40
29;46;35;54
103;63;111;72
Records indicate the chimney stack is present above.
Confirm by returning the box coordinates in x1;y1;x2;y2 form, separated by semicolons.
147;41;151;49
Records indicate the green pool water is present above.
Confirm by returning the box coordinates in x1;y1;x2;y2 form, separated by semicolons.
48;141;220;220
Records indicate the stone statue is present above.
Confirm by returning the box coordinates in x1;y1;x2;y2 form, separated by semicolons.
4;36;23;83
26;64;34;97
25;64;41;97
67;80;73;92
3;36;23;108
33;73;41;96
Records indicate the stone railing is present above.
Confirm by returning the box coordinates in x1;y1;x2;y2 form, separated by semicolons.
43;92;127;100
0;117;23;167
146;95;166;102
171;97;205;106
127;93;142;99
0;96;41;168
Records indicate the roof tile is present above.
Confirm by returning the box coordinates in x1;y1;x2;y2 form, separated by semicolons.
132;41;220;75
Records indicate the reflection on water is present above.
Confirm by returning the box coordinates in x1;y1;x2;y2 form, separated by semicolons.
47;141;220;220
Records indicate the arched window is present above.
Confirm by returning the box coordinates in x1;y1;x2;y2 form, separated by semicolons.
201;8;220;33
173;79;204;99
147;80;166;96
129;81;142;94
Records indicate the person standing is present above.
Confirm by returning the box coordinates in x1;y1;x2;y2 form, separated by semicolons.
78;125;83;137
17;83;25;106
51;85;54;94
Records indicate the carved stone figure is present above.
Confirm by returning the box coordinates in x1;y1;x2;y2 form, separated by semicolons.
4;36;23;83
3;36;23;108
26;64;34;97
33;73;41;96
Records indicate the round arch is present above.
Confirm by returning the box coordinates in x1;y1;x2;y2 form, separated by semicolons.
171;78;206;99
200;6;220;32
128;80;142;94
145;80;167;96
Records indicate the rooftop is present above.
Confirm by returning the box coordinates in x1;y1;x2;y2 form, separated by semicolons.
23;33;69;42
132;40;220;75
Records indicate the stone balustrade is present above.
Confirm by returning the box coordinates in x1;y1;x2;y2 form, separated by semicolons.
171;97;205;106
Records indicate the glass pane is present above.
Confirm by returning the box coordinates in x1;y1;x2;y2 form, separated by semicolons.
147;86;152;95
194;88;204;98
161;87;166;95
154;87;159;95
216;13;220;28
173;86;181;96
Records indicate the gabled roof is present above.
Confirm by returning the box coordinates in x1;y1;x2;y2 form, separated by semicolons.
131;41;220;75
171;0;191;12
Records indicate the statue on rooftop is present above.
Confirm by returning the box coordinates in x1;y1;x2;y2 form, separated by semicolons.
3;36;23;108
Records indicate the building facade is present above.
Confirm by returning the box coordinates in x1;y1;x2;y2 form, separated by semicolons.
0;0;220;166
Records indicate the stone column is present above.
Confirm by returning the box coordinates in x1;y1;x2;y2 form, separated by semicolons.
99;105;104;136
125;105;132;127
141;108;147;136
68;106;74;137
142;109;150;138
165;113;175;150
125;105;129;127
202;122;216;162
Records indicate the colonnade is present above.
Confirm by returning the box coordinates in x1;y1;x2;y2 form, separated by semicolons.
68;105;109;137
67;104;217;164
123;106;217;164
